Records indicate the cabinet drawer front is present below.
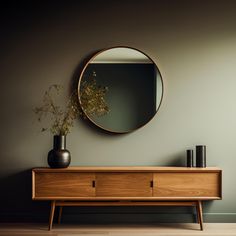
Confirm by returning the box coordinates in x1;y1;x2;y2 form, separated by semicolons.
153;172;221;198
96;173;153;197
34;172;95;198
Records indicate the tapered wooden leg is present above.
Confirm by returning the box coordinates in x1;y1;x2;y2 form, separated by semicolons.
48;200;56;231
196;200;203;231
58;206;63;224
195;202;200;223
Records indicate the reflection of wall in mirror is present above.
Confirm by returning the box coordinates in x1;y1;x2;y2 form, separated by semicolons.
81;63;161;132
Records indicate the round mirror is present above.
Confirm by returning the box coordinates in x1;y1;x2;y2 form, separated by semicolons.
78;46;163;133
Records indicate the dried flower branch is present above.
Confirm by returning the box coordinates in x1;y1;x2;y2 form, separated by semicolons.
34;73;109;135
34;84;81;135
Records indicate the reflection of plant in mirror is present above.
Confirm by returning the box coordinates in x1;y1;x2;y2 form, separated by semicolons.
34;85;81;135
80;71;109;117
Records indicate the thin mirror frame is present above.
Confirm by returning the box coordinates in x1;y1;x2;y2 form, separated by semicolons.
78;46;164;134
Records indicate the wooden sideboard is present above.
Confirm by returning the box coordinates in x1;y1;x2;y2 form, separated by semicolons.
32;167;222;230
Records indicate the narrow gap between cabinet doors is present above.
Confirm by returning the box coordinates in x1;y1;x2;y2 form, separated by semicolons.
151;173;154;196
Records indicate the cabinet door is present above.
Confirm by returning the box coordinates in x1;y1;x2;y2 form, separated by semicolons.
96;173;153;197
34;172;95;199
153;172;221;199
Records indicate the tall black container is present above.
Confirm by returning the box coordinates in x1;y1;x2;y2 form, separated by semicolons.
186;149;194;167
48;135;71;168
196;145;206;167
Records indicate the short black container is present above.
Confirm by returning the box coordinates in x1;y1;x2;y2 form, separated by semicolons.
196;145;206;167
186;149;194;167
48;135;71;168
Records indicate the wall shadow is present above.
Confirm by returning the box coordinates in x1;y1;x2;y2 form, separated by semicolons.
0;169;49;222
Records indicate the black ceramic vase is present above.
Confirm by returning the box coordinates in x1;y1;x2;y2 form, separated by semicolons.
48;135;71;168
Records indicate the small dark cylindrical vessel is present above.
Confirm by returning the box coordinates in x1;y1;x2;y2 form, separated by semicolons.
186;149;194;167
196;145;206;168
48;135;71;168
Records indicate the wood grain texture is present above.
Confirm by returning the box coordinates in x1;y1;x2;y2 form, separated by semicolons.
96;173;153;197
153;172;221;198
34;172;95;199
32;167;222;200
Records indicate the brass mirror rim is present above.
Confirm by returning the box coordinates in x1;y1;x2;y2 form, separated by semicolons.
78;45;164;134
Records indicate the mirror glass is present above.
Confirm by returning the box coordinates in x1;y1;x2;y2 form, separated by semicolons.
78;47;163;133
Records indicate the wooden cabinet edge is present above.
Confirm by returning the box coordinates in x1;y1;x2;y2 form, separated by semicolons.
32;170;35;199
32;167;222;173
32;196;222;201
219;170;223;199
32;168;222;200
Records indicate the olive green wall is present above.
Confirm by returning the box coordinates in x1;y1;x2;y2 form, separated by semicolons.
1;0;236;222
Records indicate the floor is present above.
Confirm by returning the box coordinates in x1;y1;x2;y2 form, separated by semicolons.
0;223;236;236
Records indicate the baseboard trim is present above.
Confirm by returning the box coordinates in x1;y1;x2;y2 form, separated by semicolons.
203;213;236;223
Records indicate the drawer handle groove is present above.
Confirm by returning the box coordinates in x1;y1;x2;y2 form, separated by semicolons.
150;180;153;188
92;180;96;188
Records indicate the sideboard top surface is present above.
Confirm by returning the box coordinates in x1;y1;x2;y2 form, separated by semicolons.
32;166;221;173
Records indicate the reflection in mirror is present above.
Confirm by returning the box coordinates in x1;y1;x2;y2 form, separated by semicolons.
78;47;163;133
